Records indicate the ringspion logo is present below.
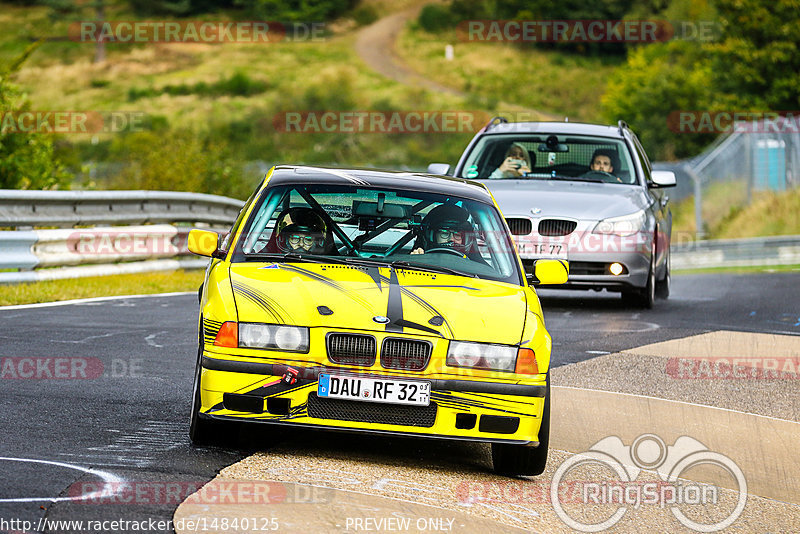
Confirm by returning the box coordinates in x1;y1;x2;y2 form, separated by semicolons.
551;434;747;532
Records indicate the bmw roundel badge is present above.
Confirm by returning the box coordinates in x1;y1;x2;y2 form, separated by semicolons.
373;315;390;324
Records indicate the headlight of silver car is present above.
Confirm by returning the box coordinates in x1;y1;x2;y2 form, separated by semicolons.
592;210;646;237
239;323;309;352
446;341;517;372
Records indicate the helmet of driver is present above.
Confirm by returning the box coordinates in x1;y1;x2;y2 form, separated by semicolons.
420;204;474;254
275;207;332;254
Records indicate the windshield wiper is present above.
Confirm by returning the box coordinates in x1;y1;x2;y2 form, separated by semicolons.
390;260;478;278
245;253;347;264
245;252;384;269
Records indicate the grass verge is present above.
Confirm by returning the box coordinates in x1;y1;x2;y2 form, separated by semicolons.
0;270;204;306
395;25;619;122
674;264;800;275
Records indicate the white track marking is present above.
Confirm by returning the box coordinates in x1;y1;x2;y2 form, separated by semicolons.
145;331;168;348
0;292;193;311
0;457;125;503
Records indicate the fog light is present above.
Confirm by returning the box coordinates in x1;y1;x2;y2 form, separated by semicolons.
609;262;624;275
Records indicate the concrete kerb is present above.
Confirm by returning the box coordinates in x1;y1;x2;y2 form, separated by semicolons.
173;331;800;532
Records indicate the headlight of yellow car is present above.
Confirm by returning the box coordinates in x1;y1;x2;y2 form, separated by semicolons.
214;321;310;353
446;341;538;374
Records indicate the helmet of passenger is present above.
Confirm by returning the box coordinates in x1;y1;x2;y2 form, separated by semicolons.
275;207;332;254
419;204;474;253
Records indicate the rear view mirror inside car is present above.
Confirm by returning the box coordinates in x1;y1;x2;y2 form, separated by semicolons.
353;200;410;219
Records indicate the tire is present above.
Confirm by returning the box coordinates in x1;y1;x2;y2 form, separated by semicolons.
189;344;221;446
622;243;656;309
492;380;550;476
655;246;670;300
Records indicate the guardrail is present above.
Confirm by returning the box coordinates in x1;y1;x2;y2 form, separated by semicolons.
0;225;216;284
672;235;800;270
0;190;243;284
0;189;244;228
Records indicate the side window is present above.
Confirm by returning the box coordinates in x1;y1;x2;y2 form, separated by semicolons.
630;135;652;184
222;186;260;251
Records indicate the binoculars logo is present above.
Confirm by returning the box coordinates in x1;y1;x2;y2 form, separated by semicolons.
550;434;747;532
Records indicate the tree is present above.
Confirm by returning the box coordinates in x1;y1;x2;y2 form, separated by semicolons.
0;43;71;190
44;0;107;63
601;41;721;160
711;0;800;109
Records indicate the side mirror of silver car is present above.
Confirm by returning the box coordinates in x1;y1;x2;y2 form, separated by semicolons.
650;170;677;188
427;163;451;176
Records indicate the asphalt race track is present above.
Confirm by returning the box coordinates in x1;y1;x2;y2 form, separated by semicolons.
0;272;798;533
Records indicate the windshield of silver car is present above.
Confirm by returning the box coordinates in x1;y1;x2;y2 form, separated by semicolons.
459;134;638;185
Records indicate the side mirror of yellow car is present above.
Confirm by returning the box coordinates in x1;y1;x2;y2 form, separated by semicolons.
527;259;569;286
188;228;225;259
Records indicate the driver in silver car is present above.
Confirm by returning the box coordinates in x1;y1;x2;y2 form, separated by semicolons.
588;148;623;183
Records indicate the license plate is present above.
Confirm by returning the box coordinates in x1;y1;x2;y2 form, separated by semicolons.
516;241;568;260
317;374;431;406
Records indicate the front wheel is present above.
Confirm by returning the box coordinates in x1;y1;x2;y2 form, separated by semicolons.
655;246;671;299
622;244;656;309
189;346;221;446
491;381;550;476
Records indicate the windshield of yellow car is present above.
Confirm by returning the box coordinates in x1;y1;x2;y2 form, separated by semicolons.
234;184;523;285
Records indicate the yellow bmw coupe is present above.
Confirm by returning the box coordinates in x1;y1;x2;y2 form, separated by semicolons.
188;165;567;476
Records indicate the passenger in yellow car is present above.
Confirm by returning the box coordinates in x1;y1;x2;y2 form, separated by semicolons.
274;207;334;254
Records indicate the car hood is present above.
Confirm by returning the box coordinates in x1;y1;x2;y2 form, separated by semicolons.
229;262;527;345
479;179;648;220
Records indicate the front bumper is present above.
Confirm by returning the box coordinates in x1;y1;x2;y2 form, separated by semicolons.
514;222;653;291
198;355;547;445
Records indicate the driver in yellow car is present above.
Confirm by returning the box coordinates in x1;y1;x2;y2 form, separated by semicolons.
274;207;333;254
411;204;472;255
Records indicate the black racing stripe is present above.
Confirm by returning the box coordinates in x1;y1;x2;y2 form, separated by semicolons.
385;268;404;333
366;265;383;291
278;264;375;311
430;391;537;417
232;282;289;323
393;319;442;337
380;274;454;338
203;319;223;343
237;284;289;323
397;284;480;290
233;377;269;394
243;380;314;397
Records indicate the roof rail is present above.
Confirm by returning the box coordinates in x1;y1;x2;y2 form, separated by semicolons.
482;116;509;132
617;120;629;135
